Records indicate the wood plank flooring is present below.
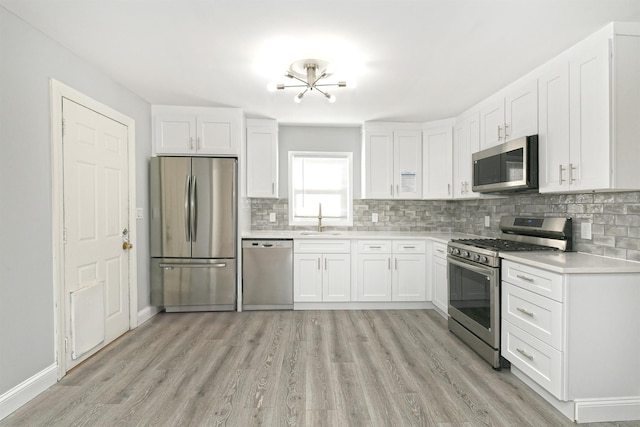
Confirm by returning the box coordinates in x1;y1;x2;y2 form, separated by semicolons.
2;310;638;426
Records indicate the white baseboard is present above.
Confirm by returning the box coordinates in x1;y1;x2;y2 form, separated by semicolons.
293;301;434;310
137;305;161;325
575;398;640;423
511;366;640;423
0;363;57;421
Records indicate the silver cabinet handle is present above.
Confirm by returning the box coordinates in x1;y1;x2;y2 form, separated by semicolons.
390;184;393;196
516;274;534;283
436;248;445;254
197;136;201;149
504;123;509;138
460;182;465;195
324;258;327;270
369;245;382;249
517;348;534;360
559;165;565;185
388;258;391;270
396;184;399;195
189;137;194;150
497;125;502;141
517;307;534;317
184;175;191;242
403;246;415;249
395;258;398;270
317;258;321;270
569;163;576;183
447;183;451;195
271;182;275;195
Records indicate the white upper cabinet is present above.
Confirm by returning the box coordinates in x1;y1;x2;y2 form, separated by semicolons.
453;111;481;199
538;23;640;193
479;78;538;150
422;119;454;199
246;119;278;198
362;123;422;199
152;105;242;156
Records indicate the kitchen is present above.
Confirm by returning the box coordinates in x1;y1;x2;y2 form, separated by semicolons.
2;1;640;425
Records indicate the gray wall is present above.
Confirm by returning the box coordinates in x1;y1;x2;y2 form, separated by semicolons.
278;125;362;199
0;7;151;396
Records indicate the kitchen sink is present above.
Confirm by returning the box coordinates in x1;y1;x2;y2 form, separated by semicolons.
299;231;341;236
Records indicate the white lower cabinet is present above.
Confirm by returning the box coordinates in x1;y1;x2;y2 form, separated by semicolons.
431;241;448;314
356;240;426;302
294;240;351;302
501;259;640;423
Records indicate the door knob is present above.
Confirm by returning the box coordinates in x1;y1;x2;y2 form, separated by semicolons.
122;241;133;250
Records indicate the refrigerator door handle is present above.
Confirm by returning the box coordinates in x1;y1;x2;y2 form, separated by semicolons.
191;175;197;241
159;262;228;269
184;174;191;242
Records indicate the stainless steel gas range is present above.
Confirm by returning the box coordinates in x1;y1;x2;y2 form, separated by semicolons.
447;216;572;369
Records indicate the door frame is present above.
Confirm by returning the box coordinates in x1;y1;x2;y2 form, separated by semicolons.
50;79;138;379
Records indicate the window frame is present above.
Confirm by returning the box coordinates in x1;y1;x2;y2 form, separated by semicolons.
288;151;353;227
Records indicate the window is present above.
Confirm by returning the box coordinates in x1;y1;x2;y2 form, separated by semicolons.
288;151;353;226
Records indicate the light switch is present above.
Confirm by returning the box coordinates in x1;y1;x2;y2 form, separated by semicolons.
269;212;276;223
581;222;592;240
136;208;144;219
372;213;378;223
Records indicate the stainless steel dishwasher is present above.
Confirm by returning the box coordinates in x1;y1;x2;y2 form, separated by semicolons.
242;239;293;310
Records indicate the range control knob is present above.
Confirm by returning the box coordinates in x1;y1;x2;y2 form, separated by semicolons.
479;256;488;264
461;251;470;258
452;248;460;256
472;254;480;262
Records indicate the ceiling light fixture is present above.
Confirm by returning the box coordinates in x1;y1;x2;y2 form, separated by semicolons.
267;59;352;103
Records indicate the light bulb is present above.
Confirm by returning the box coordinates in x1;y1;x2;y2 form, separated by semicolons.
328;94;336;103
294;93;304;103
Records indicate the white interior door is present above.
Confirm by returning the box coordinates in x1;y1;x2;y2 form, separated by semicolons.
62;98;130;370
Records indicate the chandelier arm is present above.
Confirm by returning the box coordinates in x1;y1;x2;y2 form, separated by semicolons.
287;74;309;85
279;84;311;89
314;83;342;87
311;72;327;87
314;86;330;97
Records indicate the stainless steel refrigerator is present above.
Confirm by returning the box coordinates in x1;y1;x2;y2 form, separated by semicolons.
150;157;237;311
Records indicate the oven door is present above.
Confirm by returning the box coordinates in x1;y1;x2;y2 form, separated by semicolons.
447;256;500;348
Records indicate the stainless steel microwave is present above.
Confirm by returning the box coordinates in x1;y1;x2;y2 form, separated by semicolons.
472;135;538;193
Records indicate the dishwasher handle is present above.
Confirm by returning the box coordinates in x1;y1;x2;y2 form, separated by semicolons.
242;239;293;249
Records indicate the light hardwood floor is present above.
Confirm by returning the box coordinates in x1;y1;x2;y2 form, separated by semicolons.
2;310;638;426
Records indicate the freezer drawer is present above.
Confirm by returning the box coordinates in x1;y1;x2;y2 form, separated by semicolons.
242;240;293;310
151;258;236;311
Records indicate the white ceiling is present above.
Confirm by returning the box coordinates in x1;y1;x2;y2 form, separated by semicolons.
3;0;640;125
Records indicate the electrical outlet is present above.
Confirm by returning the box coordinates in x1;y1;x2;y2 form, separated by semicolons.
581;222;592;240
484;215;490;227
372;213;378;223
136;208;144;219
269;212;276;223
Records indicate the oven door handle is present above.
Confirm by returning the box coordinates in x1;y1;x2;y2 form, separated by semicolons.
447;256;495;276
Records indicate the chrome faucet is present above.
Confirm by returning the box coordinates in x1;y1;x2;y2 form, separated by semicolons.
317;203;324;232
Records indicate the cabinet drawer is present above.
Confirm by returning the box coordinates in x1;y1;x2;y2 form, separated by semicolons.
392;240;425;253
432;242;448;259
357;240;392;253
502;283;563;349
502;260;563;302
294;239;351;254
502;321;562;399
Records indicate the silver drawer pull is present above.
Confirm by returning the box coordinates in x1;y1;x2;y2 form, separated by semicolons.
369;246;382;249
403;246;416;249
517;307;534;317
516;274;534;283
516;348;534;360
436;248;444;253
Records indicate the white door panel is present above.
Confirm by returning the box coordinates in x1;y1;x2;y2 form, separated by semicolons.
63;98;130;369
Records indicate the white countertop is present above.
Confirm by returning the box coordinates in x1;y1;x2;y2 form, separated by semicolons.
501;251;640;274
241;230;474;244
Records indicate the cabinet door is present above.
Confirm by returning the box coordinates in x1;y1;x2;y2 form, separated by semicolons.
480;98;505;149
538;62;570;193
294;253;322;302
392;254;426;301
454;112;480;199
569;39;611;191
356;254;392;301
246;126;278;198
196;115;235;155
323;254;351;302
393;130;422;199
505;79;538;142
423;126;453;199
155;114;196;154
363;130;394;199
432;255;448;314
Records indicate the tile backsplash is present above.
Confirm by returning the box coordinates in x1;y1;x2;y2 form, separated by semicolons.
251;191;640;261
